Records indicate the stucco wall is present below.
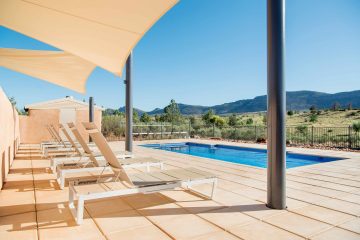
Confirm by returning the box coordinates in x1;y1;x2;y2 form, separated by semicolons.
19;109;60;144
0;87;20;189
20;108;102;144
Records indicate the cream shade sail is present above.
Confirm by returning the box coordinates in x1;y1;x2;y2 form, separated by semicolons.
0;0;178;77
0;48;96;93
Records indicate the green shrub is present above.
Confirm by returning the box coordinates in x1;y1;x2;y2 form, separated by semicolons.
309;114;318;123
353;122;360;132
296;125;308;134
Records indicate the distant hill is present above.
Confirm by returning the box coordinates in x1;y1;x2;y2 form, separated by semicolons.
115;90;360;115
118;106;145;116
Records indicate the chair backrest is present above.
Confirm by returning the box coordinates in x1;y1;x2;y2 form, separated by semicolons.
82;122;133;185
67;122;99;166
59;124;81;155
46;125;59;142
50;124;68;146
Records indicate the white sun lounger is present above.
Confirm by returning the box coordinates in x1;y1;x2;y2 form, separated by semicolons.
42;125;75;157
54;123;163;189
68;122;217;224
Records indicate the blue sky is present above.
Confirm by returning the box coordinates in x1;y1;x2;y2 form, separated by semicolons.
0;0;359;111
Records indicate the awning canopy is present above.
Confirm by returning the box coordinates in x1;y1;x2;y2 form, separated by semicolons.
0;0;178;90
0;48;96;93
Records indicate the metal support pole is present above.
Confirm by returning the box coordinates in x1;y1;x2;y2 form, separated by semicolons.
267;0;286;210
125;53;133;152
89;97;94;142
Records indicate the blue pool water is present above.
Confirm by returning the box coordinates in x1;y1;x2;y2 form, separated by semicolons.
141;142;345;168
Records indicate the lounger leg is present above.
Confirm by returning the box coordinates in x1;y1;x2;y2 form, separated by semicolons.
69;186;75;209
210;179;217;199
76;196;85;225
160;162;164;170
60;172;65;190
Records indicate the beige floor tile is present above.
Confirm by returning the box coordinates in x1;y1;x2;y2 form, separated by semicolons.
4;172;34;187
93;209;153;235
192;231;241;240
151;213;222;239
292;205;355;225
123;193;174;210
232;200;287;220
212;188;252;206
286;198;310;210
35;182;68;211
0;212;38;240
107;225;171;240
198;206;256;229
264;212;332;238
0;186;35;216
317;198;360;216
139;203;189;224
339;218;360;234
31;159;51;169
229;221;304;240
85;197;132;217
176;199;225;214
310;227;360;240
37;207;105;240
9;160;33;169
161;189;203;202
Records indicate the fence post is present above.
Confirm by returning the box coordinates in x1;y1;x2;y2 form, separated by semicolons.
311;126;314;146
254;125;258;141
348;125;352;149
188;120;191;139
161;123;163;139
213;123;215;137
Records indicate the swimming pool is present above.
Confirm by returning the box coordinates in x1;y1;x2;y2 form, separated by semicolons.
141;142;345;168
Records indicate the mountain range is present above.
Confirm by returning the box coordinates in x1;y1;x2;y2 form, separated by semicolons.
116;90;360;115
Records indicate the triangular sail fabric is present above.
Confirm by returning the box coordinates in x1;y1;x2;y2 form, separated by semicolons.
0;48;96;93
0;0;178;78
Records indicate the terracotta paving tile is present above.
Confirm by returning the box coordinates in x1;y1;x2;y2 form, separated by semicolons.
176;199;225;214
316;198;360;216
149;213;222;239
140;203;190;223
35;182;68;211
230;200;287;220
85;197;133;217
4;172;34;187
191;231;241;240
0;212;38;240
106;225;171;240
0;185;35;217
229;221;304;240
2;142;360;240
291;205;355;225
264;212;332;238
197;206;256;230
310;227;360;240
37;207;105;240
93;209;153;234
339;218;360;234
123;193;174;210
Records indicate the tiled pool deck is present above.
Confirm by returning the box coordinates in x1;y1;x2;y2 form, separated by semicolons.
1;139;360;240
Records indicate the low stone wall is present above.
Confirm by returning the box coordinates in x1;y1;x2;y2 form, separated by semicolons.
0;87;20;189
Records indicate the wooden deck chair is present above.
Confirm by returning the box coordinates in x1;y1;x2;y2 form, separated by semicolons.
68;122;217;225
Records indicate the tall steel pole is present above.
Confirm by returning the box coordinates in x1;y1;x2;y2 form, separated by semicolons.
125;53;133;152
89;96;94;142
267;0;286;209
